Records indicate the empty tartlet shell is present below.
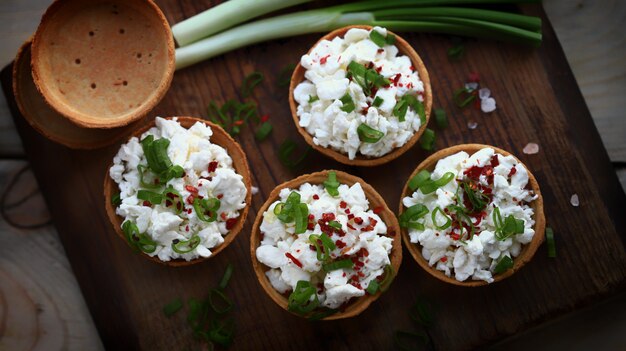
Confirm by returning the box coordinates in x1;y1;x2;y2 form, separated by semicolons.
250;170;402;319
399;144;545;287
289;25;432;167
31;0;175;129
12;40;136;149
103;117;252;266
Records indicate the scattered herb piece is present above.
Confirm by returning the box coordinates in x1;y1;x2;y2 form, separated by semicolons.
163;298;183;317
137;190;164;205
379;264;395;292
193;197;220;222
419;128;436;151
369;29;388;47
207;100;258;136
453;87;477;108
323;258;353;272
219;263;234;290
494;255;513;274
111;193;122;206
461;180;490;212
431;207;452;230
409;299;434;328
241;71;263;98
357;123;384;143
339;93;355;113
172;235;201;254
418;172;454;194
255;122;273;141
275;191;309;234
493;207;524;241
546;227;556;258
323;171;340;196
366;280;379;295
447;43;465;60
277;63;296;88
121;220;157;253
208;288;234;314
399;204;429;230
346;61;390;96
288;280;319;315
278;139;311;169
372;96;384;107
308;95;319;103
434;108;448;129
408;170;431;191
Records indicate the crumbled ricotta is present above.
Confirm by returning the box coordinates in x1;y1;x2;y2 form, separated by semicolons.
110;117;247;261
402;148;537;283
294;26;426;160
256;181;393;309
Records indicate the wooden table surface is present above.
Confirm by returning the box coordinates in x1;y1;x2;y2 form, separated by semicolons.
0;1;624;350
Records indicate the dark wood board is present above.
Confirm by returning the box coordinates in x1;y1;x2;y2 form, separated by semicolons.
2;2;625;350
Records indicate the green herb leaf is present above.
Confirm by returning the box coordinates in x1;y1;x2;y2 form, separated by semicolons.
366;280;379;295
546;227;556;258
399;204;429;229
163;298;183;317
193;197;220;222
494;255;513;274
241;71;263;98
419;172;454;194
308;95;319;103
461;180;490;212
431;207;452;230
137;189;164;205
121;220;157;253
172;235;201;254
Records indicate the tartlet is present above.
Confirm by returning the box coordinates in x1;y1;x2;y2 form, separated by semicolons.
289;25;432;166
251;170;402;320
104;117;251;266
31;0;175;129
399;144;545;286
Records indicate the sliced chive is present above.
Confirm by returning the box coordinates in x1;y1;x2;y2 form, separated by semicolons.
278;139;311;170
172;235;201;254
111;192;122;206
434;108;448;129
308;95;319;103
366;280;379;295
323;171;340;197
372;96;384;107
408;170;431;191
453;87;477;108
163;298;183;317
255;122;273;141
546;227;556;258
241;71;263;98
448;43;465;60
219;263;234;290
357;123;384;143
369;29;387;47
494;255;513;274
322;259;353;272
339;93;355;113
208;288;234;314
419;128;435;151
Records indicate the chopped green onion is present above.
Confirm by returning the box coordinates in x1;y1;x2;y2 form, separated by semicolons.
399;204;429;230
453;87;477;108
288;280;319;315
323;171;340;197
447;43;465;60
275;192;308;234
434;108;448;129
366;280;379;295
347;61;390;96
241;71;264;98
408;170;431;191
494;255;513;274
137;190;163;205
142;136;173;174
309;233;335;262
278;139;310;169
323;259;353;272
163;298;183;317
255;122;273;141
385;33;396;45
419;128;436;151
431;207;452;230
461;181;490;212
379;264;395;292
319;233;336;251
111;193;122;206
219;263;234;290
328;221;342;230
546;227;556;258
193;197;220;222
409;298;434;327
369;29;388;47
294;203;309;234
137;165;161;189
277;63;297;88
308;95;319;103
172;235;201;254
394;330;429;351
273;202;284;216
339;93;355;113
208;288;234;314
446;204;475;241
419;172;454;194
208;99;259;136
493;207;525;241
122;220;157;253
207;318;235;347
357;123;384;143
372;96;384;107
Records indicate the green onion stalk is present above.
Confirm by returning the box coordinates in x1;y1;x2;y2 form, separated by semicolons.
174;0;542;70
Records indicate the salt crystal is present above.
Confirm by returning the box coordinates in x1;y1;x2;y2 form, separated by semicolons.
481;97;497;113
478;87;491;100
570;194;580;207
523;143;539;154
465;82;479;92
467;121;478;129
252;186;259;195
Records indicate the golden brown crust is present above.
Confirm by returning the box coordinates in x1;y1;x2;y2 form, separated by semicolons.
31;0;175;129
289;25;432;167
103;117;252;267
250;170;402;320
398;144;546;287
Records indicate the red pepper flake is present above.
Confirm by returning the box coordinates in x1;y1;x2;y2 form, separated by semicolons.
185;225;189;232
187;208;193;214
474;96;481;110
226;218;237;230
320;55;330;65
185;185;198;193
339;201;347;209
387;229;396;237
313;194;319;200
376;66;382;73
410;65;415;71
208;161;218;173
377;48;384;53
345;208;351;214
362;225;374;232
342;272;346;277
186;195;195;205
220;212;228;220
392;73;401;85
285;253;303;268
347;223;356;231
373;206;383;214
490;155;500;167
354;217;363;225
406;82;413;89
165;200;172;207
347;214;355;220
307;222;315;230
440;257;448;263
308;214;315;220
260;114;270;123
468;72;480;83
322;213;336;222
233;120;245;126
450;233;461;241
260;232;265;241
143;200;151;207
217;194;224;199
357;271;365;278
369;218;378;227
309;245;316;251
508;167;517;178
335;240;346;249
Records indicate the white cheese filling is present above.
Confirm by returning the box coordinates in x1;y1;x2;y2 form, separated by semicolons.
109;117;247;262
294;26;425;160
402;148;537;283
256;181;393;309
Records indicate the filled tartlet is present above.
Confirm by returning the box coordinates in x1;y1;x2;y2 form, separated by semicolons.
289;25;432;166
251;170;401;319
104;117;251;265
399;145;544;286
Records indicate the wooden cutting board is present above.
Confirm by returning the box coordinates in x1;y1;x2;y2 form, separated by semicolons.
2;2;625;350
